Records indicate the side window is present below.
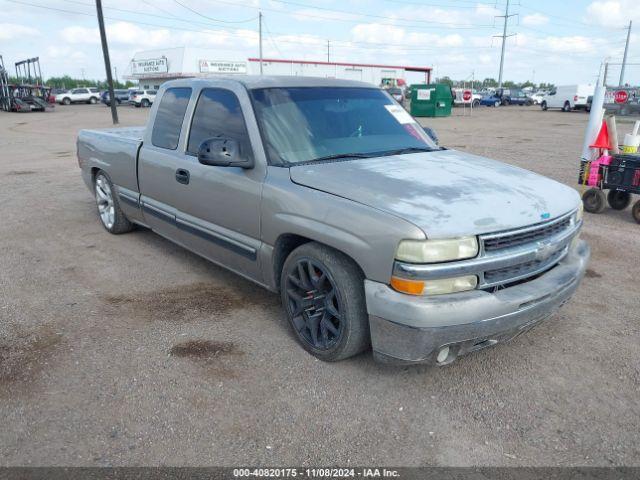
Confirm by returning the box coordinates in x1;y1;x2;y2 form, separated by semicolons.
151;87;192;150
187;88;252;157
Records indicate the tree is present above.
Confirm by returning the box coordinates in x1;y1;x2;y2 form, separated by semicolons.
437;76;454;87
482;78;498;88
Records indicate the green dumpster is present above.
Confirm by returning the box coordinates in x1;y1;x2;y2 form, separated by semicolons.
410;84;452;117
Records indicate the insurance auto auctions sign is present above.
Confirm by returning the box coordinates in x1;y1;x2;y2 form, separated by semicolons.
130;58;168;76
199;60;247;74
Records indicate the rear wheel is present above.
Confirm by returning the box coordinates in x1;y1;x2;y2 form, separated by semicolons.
141;99;150;107
607;190;632;210
494;100;500;107
562;101;571;112
541;101;548;111
62;97;71;105
94;171;134;234
280;242;369;362
583;188;607;213
472;99;480;108
89;97;97;104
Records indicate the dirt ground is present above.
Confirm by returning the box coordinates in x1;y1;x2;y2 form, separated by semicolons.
0;103;638;467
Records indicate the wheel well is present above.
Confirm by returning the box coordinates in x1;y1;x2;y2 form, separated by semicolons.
90;167;101;184
271;234;365;291
273;234;312;290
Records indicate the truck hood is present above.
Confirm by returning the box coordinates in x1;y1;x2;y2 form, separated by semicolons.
289;149;580;239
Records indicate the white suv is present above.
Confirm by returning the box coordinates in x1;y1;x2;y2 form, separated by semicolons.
56;87;100;105
130;90;157;108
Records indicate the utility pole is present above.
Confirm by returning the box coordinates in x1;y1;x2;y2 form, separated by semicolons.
619;20;632;86
327;40;330;62
114;66;118;85
258;11;263;75
95;0;118;124
495;0;516;89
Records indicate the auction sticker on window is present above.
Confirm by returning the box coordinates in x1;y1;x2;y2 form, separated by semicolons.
385;104;415;124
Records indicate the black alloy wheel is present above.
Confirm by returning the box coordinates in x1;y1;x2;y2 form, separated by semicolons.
280;242;369;362
285;258;343;350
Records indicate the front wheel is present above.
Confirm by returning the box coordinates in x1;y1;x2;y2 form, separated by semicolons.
89;97;97;104
94;171;134;234
608;190;632;210
541;101;548;111
583;188;606;213
63;97;71;105
280;242;369;362
494;100;500;107
141;99;150;107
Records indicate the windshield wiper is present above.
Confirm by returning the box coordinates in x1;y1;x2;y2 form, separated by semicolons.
301;152;378;164
378;147;438;156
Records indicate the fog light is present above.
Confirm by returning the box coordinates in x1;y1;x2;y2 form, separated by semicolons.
437;346;450;363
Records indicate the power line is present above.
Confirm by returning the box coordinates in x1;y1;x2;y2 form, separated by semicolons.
171;0;258;24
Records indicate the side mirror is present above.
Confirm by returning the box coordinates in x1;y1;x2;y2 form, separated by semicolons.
423;127;439;145
197;137;253;168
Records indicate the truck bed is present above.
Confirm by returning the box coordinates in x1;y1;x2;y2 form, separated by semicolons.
77;126;144;195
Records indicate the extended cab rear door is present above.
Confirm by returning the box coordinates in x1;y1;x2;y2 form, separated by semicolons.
138;87;192;238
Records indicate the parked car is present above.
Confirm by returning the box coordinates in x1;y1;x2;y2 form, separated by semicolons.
77;77;589;365
453;88;482;107
101;89;131;106
540;84;595;112
508;90;534;106
387;87;404;103
530;92;545;105
56;87;100;105
130;90;156;107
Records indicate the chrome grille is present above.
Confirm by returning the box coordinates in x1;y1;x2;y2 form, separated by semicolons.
483;248;566;285
483;216;572;252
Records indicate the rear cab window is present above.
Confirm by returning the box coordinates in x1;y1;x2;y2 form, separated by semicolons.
186;88;252;159
151;87;192;150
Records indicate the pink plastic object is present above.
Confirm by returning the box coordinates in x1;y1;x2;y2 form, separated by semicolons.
587;155;612;186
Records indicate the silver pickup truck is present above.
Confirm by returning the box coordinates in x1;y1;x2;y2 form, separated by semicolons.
77;76;590;365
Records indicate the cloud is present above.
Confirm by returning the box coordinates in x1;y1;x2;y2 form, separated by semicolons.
351;23;463;48
0;23;41;41
522;13;549;26
584;0;640;27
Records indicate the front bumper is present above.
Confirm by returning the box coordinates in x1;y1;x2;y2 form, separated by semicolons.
366;240;590;365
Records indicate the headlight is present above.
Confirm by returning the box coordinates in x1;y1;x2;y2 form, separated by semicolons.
396;237;478;263
391;275;478;296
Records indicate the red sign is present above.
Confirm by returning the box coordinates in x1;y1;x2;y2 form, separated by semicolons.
614;90;629;104
462;90;472;101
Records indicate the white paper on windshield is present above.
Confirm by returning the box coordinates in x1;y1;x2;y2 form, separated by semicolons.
385;104;415;124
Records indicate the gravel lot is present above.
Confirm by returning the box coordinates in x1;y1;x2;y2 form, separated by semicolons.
1;103;638;467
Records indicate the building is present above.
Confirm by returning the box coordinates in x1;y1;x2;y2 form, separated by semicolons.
125;47;431;89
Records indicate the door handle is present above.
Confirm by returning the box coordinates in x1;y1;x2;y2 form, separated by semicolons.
175;168;190;185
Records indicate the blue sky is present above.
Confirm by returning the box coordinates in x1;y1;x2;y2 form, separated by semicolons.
1;0;639;85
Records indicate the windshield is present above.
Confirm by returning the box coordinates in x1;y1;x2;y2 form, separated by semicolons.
250;87;437;165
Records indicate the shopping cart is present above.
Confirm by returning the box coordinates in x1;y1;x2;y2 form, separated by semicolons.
581;153;640;223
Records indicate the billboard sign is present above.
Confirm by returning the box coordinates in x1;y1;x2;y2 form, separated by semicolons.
199;60;247;74
130;58;168;76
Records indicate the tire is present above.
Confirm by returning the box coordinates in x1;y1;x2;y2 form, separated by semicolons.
141;99;150;107
607;190;632;210
280;242;369;362
526;100;533;106
582;188;607;214
472;99;480;108
562;101;571;112
494;100;500;107
89;97;97;104
134;103;141;108
62;97;71;105
541;101;548;111
632;200;640;224
94;170;134;234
